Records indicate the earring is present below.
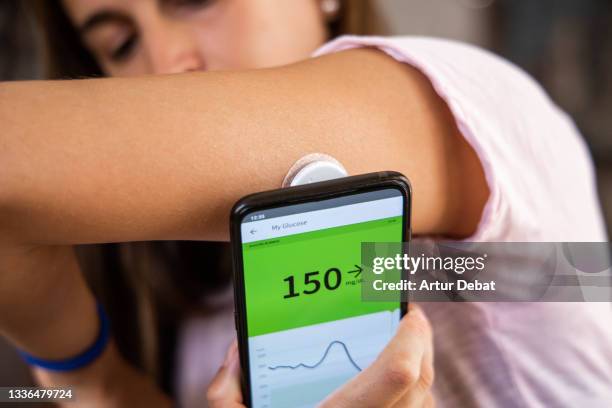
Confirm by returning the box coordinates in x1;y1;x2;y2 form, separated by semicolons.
321;0;340;20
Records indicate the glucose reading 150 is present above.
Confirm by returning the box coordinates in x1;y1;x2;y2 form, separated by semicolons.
231;172;410;408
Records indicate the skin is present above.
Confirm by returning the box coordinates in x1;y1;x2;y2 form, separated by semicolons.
0;0;488;406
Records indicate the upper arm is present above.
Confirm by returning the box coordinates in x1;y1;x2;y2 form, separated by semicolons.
285;48;488;237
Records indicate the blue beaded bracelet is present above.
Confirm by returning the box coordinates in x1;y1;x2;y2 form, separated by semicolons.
19;303;110;372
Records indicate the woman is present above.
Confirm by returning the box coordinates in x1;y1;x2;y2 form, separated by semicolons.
0;0;610;407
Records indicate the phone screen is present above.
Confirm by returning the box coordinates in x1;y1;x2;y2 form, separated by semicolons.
239;187;405;407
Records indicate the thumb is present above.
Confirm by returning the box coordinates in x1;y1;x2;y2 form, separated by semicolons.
206;340;245;408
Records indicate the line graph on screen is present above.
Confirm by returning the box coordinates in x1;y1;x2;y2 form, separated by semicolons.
267;340;362;372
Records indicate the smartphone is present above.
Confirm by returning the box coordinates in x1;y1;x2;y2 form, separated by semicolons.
230;171;411;407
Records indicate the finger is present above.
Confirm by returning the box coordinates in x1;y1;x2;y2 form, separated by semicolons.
320;304;432;408
391;346;435;408
206;340;244;408
418;329;435;394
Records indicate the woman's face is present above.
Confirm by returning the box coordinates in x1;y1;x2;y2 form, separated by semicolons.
62;0;329;76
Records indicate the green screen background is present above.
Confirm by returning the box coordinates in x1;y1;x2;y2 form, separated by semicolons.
242;215;403;337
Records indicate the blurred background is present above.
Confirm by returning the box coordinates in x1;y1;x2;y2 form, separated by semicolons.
1;0;611;402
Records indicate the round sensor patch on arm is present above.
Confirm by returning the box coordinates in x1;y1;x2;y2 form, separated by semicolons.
281;153;349;187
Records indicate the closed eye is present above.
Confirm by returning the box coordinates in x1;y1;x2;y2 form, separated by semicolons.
110;34;139;62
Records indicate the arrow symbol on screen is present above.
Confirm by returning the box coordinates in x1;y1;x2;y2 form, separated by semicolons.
347;265;362;277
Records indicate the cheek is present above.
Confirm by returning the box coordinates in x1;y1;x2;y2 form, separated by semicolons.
191;0;327;70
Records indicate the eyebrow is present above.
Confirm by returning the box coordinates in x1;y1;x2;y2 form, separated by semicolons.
79;10;132;35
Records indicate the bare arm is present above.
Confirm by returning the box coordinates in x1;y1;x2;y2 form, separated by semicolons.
0;49;487;245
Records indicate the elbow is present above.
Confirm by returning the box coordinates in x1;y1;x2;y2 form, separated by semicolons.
0;156;19;242
0;84;32;245
0;182;13;241
0;93;13;235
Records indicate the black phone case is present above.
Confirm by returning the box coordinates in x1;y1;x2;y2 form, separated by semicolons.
229;171;412;407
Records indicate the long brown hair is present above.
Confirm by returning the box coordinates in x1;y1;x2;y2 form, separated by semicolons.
29;0;384;396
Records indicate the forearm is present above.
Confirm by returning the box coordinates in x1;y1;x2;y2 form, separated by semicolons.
0;245;170;407
0;245;96;358
33;343;172;408
0;49;487;245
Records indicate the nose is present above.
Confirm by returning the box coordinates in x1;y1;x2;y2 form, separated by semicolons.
142;17;205;74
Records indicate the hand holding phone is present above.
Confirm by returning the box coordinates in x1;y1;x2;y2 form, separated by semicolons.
207;305;434;408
